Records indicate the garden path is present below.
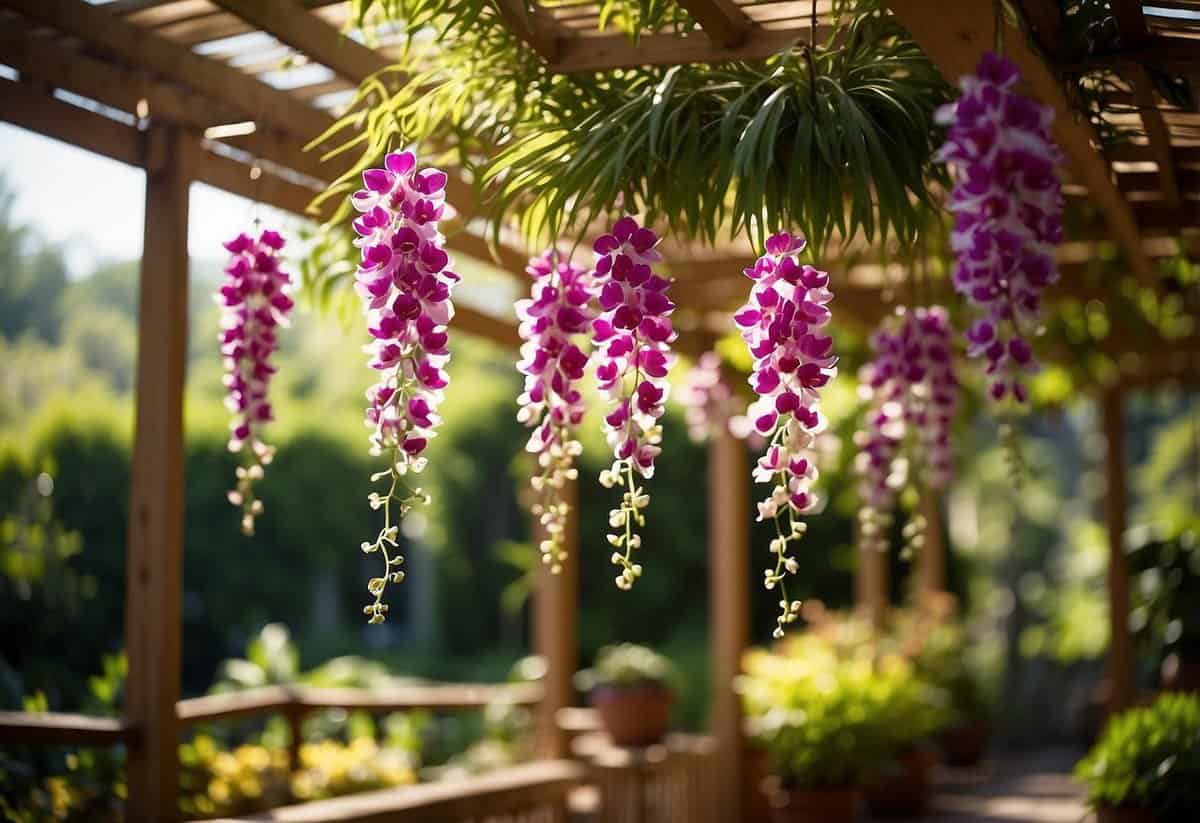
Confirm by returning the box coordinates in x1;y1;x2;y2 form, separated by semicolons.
929;747;1088;823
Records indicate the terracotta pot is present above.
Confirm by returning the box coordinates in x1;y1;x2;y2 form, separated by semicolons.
1097;806;1156;823
744;744;773;823
940;719;991;767
866;746;938;819
767;785;859;823
588;683;672;746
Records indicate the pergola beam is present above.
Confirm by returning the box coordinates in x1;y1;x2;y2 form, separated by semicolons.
1101;389;1135;714
494;0;562;61
551;26;825;73
882;0;1156;283
1111;3;1181;207
0;79;142;167
208;0;390;85
0;0;332;146
677;0;753;48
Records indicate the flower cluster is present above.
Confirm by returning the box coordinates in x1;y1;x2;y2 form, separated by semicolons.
516;249;595;574
217;228;294;536
350;150;459;623
591;216;676;590
936;52;1063;404
734;232;836;638
853;306;960;555
679;351;740;443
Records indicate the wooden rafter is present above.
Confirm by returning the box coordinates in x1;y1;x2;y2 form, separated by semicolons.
208;0;390;85
677;0;753;48
494;0;562;61
551;25;825;73
882;0;1157;283
0;79;143;167
0;0;331;145
1111;2;1182;207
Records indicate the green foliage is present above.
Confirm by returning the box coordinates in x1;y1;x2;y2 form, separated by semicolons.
1075;692;1200;818
1128;524;1200;661
576;642;678;690
738;629;949;788
317;1;950;253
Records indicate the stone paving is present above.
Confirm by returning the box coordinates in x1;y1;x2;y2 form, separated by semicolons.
927;748;1089;823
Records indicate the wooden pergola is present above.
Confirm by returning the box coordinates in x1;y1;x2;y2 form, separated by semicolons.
1;1;1199;821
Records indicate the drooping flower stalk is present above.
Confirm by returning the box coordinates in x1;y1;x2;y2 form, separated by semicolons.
218;228;294;536
734;232;837;638
679;351;741;444
516;249;595;574
853;306;960;557
591;216;676;591
350;150;459;623
936;52;1063;404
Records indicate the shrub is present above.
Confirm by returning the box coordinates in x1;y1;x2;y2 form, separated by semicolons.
738;631;949;789
1075;692;1200;819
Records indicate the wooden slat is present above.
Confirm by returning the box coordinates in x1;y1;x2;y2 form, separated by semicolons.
296;683;541;712
677;0;753;48
0;711;136;747
208;0;389;84
552;25;825;73
1;0;331;144
707;430;749;823
197;760;584;823
125;122;190;822
882;0;1156;283
494;0;562;61
1112;0;1152;49
1101;389;1135;714
177;682;541;725
0;79;142;166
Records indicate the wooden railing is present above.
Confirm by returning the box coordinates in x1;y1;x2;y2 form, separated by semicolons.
0;710;138;747
195;759;583;823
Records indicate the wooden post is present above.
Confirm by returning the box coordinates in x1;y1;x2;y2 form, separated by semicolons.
857;541;889;626
125;125;190;822
916;492;947;601
708;430;749;823
1102;389;1135;714
533;476;578;759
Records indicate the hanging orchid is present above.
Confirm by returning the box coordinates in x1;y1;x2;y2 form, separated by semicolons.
218;228;294;536
350;150;459;624
734;232;837;638
679;351;742;444
591;216;676;591
936;52;1063;404
853;306;960;557
516;249;595;574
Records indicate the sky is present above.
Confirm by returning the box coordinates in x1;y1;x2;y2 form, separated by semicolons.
1;123;295;277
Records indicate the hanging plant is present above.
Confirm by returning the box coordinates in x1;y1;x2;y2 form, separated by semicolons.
516;249;595;574
936;52;1064;404
314;2;951;253
350;150;459;624
218;228;294;536
734;232;837;638
853;306;960;557
592;216;676;591
679;351;741;444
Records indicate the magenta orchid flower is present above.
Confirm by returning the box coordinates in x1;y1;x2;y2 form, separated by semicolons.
351;150;459;624
591;215;676;590
734;231;837;638
218;228;294;536
853;306;960;556
936;52;1063;404
516;249;595;573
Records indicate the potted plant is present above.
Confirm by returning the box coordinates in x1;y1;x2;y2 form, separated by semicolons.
739;636;894;823
863;655;950;818
903;611;996;767
577;644;677;746
1075;692;1200;823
